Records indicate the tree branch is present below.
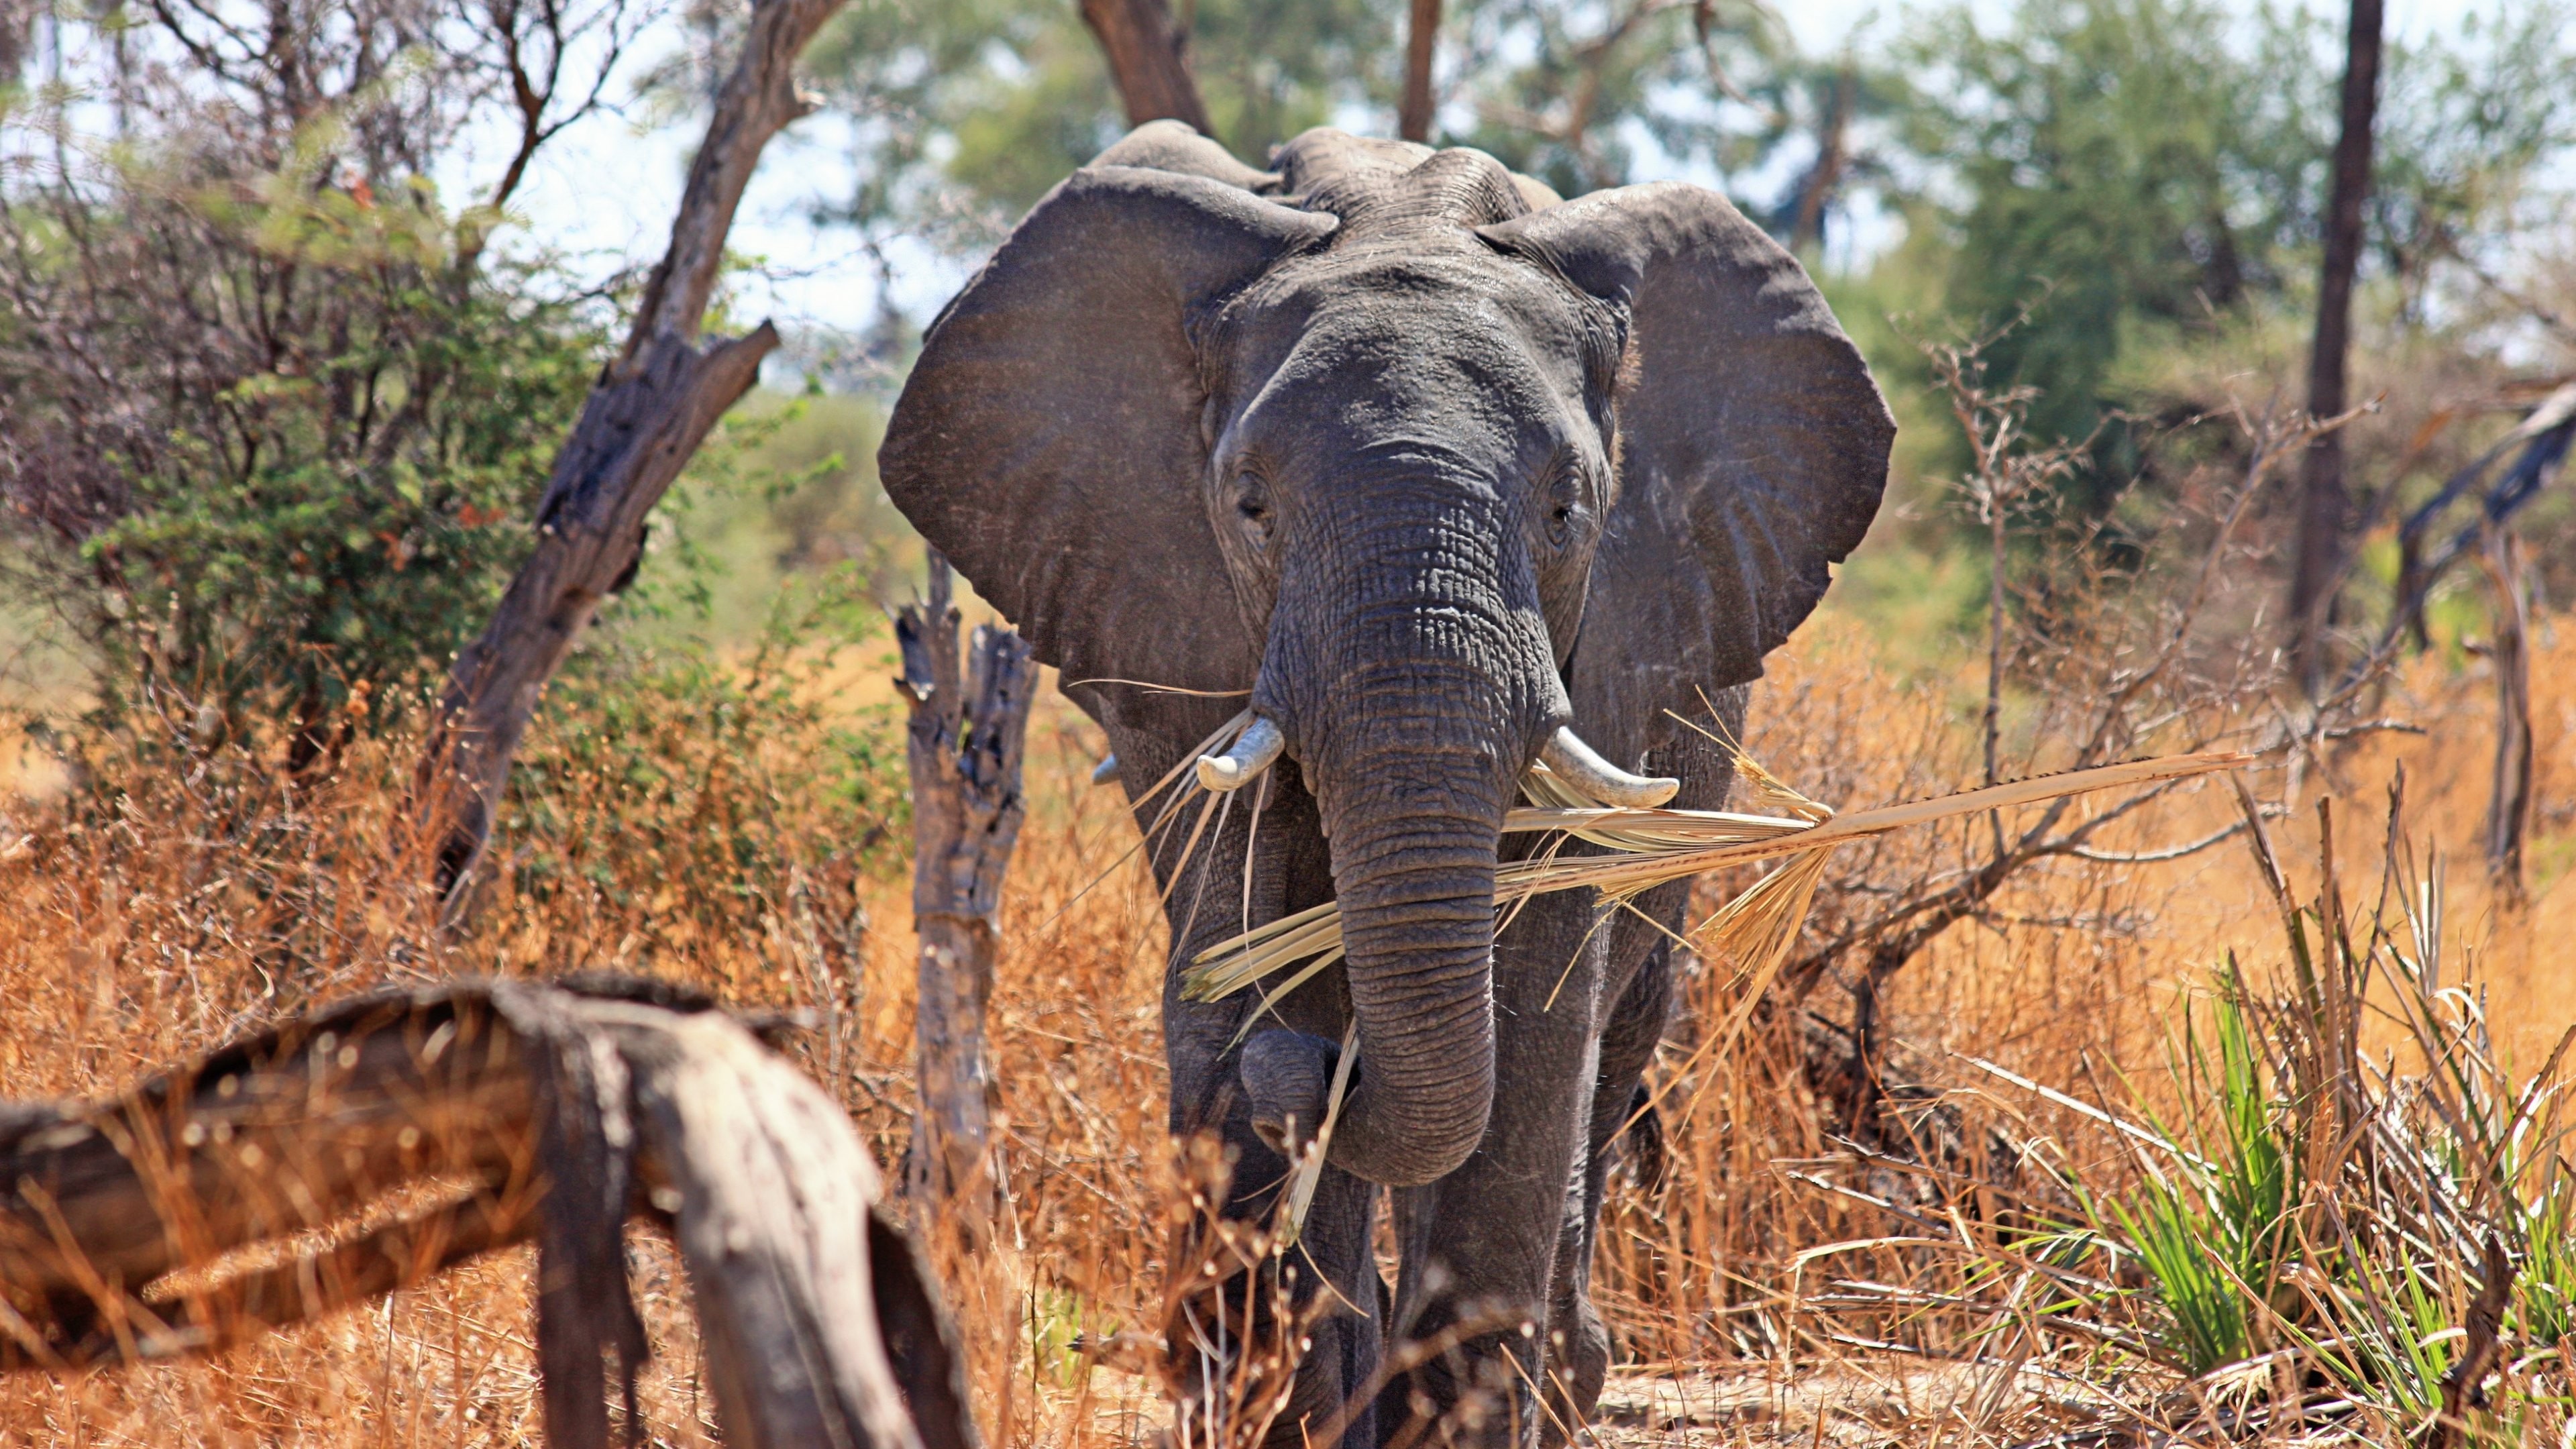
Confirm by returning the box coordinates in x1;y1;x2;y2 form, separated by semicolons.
1077;0;1211;134
1400;0;1440;142
411;0;846;909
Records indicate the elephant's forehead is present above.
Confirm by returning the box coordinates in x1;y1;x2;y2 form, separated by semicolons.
1232;242;1598;388
1218;282;1603;480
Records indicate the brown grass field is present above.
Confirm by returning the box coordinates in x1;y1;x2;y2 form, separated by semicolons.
0;605;2569;1446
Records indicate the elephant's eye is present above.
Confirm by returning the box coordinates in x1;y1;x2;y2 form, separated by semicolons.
1234;475;1274;549
1542;472;1584;549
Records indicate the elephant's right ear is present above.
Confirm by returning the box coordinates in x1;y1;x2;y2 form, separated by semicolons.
880;166;1336;722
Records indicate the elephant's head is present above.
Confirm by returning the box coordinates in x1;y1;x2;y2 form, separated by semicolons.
880;125;1892;1187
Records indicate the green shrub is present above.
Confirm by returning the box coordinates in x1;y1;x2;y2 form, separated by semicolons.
486;564;907;983
1;121;611;761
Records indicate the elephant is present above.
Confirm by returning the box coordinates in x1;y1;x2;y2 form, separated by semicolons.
879;123;1893;1448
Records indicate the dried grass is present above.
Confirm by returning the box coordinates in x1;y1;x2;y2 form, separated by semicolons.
0;609;2569;1446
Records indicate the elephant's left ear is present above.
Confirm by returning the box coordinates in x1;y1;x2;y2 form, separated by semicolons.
1478;183;1893;747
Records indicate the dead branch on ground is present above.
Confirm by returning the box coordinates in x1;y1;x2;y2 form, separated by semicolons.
0;977;975;1449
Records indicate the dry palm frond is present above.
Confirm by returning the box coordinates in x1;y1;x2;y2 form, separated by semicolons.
1515;761;1816;852
1515;757;1599;812
1222;749;2250;1266
1182;750;2251;1004
1699;846;1833;989
1729;749;1836;824
1034;709;1256;941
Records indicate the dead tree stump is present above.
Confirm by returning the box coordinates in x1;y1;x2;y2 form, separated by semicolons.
896;553;1037;1245
0;978;977;1449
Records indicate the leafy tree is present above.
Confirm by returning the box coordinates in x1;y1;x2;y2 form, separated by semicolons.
810;0;1391;240
806;0;1800;246
1898;0;2576;456
1748;54;1917;256
1900;0;2332;449
0;0;649;763
1440;0;1787;199
2368;4;2576;317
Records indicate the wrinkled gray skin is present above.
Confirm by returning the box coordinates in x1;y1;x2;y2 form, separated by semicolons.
880;124;1893;1448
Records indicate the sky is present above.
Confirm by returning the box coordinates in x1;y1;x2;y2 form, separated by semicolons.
478;0;2500;345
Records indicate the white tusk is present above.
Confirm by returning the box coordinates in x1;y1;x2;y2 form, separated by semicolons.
1197;716;1285;792
1091;753;1121;786
1539;726;1679;808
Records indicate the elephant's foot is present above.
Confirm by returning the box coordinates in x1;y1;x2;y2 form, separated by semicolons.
1265;1298;1378;1449
1372;1315;1549;1449
1538;1293;1609;1449
1167;1223;1383;1449
1179;1133;1383;1449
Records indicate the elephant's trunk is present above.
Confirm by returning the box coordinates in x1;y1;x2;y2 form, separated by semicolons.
1250;483;1558;1187
1307;719;1509;1185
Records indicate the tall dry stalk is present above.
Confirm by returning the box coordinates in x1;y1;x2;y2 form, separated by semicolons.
2474;527;2534;897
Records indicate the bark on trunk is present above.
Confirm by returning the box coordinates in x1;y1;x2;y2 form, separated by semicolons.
1079;0;1212;133
411;0;846;908
0;979;977;1449
2288;0;2384;695
898;553;1037;1245
1786;67;1856;255
1400;0;1441;142
2477;527;2532;898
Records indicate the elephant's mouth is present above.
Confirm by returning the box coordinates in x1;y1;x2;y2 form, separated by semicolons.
1196;715;1674;809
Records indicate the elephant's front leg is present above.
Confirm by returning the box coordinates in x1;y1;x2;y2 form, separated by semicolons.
1136;746;1383;1449
1541;722;1741;1444
1375;890;1607;1449
1542;900;1678;1445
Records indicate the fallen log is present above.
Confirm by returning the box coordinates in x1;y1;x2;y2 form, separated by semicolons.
0;977;974;1449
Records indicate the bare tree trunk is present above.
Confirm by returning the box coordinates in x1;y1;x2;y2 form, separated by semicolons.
411;0;847;908
1400;0;1441;142
2288;0;2384;696
898;555;1036;1248
1079;0;1212;133
0;0;32;88
2477;527;2532;898
1786;66;1856;254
